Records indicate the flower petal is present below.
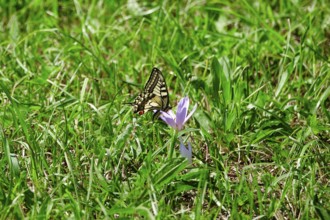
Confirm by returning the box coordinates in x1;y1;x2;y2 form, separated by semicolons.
184;103;197;124
160;110;177;129
176;97;189;130
179;140;192;163
167;109;176;118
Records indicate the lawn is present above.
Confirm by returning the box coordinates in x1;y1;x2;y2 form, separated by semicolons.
0;0;329;219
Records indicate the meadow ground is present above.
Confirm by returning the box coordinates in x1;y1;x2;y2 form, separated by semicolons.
0;1;329;219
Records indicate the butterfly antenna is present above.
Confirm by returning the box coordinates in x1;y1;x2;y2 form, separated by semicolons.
124;102;134;106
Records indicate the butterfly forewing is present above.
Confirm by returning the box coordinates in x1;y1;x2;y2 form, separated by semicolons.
146;68;170;108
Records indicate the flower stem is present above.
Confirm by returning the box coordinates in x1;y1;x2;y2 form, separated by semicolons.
169;130;178;159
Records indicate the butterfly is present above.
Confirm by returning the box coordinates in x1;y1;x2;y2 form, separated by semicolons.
129;67;171;119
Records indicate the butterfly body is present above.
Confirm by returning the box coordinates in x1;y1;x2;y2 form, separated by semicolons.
131;67;171;119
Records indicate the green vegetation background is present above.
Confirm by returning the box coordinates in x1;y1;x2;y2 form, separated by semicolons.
0;0;329;219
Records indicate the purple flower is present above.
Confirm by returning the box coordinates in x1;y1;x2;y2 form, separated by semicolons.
179;138;192;163
160;97;197;131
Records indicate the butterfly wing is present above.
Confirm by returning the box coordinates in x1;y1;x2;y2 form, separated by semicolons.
144;68;170;112
132;68;171;118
